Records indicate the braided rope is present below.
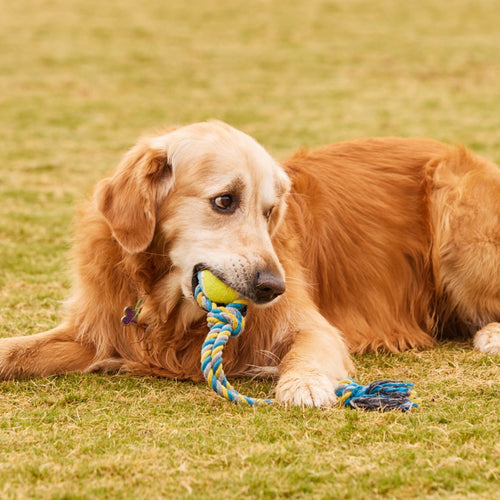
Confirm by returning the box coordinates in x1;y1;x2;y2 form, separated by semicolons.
194;271;419;411
195;274;273;406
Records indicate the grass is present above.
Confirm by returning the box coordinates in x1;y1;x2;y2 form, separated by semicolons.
0;0;499;498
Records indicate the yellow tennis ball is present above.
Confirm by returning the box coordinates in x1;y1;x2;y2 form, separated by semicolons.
200;270;239;304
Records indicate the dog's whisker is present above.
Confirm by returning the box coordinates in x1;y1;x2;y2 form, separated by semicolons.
256;349;281;365
245;365;279;381
141;251;169;258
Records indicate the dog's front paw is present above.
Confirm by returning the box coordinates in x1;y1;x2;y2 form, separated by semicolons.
275;370;337;408
474;323;500;354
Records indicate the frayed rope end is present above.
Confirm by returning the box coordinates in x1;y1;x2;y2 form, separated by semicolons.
335;378;420;412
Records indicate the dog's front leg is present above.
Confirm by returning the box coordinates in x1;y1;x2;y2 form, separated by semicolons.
0;325;96;379
275;309;354;407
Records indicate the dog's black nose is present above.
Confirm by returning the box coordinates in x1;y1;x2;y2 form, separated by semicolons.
254;270;286;304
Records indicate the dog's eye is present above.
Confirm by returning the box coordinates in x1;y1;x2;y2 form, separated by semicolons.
264;207;274;221
212;194;236;213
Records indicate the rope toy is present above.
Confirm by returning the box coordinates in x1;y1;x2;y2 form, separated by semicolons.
194;270;272;406
194;270;419;411
335;378;420;411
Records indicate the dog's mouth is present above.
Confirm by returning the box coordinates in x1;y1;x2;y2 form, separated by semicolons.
191;264;241;298
191;264;207;296
191;263;285;305
191;264;206;296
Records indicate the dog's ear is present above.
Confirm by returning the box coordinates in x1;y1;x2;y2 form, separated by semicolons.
95;139;174;253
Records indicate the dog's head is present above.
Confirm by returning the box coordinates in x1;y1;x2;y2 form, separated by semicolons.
95;121;291;305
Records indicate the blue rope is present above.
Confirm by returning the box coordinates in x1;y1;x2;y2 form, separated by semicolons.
335;378;420;411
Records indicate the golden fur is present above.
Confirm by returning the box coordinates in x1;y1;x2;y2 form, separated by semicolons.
1;121;499;406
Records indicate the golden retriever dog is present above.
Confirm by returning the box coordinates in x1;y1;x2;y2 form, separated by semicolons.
1;121;499;406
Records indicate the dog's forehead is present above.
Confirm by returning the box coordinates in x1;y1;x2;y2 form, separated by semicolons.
202;149;280;206
214;149;279;204
162;122;285;201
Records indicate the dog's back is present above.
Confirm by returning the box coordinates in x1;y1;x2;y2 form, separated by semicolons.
279;138;453;352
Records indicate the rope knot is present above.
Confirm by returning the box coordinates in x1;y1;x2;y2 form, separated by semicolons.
206;304;247;336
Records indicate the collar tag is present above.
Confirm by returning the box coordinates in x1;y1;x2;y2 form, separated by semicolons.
121;298;144;326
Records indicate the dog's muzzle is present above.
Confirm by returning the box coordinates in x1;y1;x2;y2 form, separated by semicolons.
191;264;285;305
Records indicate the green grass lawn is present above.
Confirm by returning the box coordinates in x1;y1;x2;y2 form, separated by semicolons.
0;0;499;498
